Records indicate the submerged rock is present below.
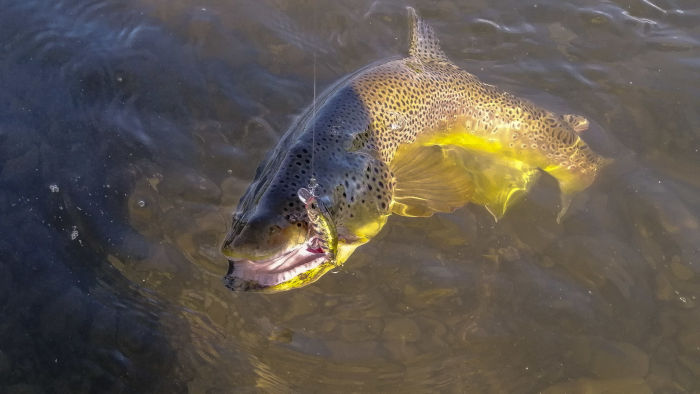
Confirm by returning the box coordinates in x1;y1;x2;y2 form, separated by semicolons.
542;378;652;394
0;349;10;379
382;317;421;343
590;341;649;379
571;337;649;379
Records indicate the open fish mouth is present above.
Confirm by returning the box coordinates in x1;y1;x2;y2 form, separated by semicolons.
223;236;333;292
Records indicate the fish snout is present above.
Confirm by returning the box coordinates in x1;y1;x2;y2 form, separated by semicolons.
221;215;307;261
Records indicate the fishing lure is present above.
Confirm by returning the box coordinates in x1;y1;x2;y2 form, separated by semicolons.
298;186;338;264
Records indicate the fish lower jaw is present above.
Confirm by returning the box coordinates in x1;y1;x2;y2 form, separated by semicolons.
224;239;328;290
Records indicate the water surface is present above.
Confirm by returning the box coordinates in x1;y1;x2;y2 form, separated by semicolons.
0;0;699;392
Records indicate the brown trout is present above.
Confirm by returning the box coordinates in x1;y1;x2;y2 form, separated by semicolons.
221;7;609;292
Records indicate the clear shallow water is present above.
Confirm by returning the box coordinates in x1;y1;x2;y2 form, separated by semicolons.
0;0;699;392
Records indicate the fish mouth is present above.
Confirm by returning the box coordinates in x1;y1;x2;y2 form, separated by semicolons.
223;236;334;292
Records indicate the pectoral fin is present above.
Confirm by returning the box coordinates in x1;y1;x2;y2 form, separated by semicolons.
390;144;474;217
390;143;540;220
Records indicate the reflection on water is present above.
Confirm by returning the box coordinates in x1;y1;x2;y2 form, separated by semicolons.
0;0;699;392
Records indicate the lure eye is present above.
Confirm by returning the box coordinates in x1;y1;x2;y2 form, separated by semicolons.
297;187;315;204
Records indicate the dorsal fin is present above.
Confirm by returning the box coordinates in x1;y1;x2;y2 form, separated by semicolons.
406;7;449;63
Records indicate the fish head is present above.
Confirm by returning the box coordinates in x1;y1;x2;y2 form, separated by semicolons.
220;179;326;292
222;146;393;292
221;203;307;262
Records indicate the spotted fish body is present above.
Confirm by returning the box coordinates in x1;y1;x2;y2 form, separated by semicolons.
221;7;609;292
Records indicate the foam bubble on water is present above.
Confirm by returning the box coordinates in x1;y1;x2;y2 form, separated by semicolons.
49;184;59;193
70;226;79;241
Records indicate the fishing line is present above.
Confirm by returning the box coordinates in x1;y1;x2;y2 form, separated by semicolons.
296;2;340;269
309;1;319;196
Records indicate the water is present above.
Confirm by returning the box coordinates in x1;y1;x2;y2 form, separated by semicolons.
0;0;698;392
